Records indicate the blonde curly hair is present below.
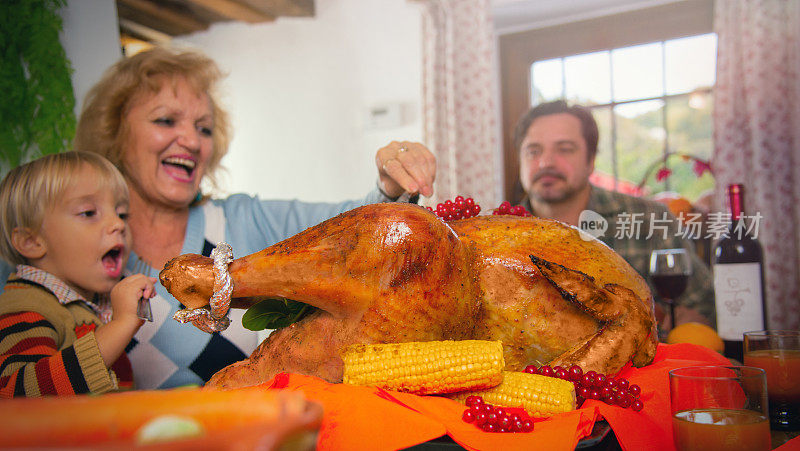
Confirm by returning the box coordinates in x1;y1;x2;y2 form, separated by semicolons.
0;151;128;265
74;46;231;191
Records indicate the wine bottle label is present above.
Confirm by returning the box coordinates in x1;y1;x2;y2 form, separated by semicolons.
713;263;765;341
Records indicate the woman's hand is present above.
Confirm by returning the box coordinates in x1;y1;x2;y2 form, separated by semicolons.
375;141;436;199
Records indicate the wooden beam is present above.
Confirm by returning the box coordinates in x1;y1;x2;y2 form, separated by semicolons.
187;0;275;23
119;18;172;44
117;0;208;33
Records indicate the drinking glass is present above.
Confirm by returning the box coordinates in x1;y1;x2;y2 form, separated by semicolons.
669;366;770;451
744;330;800;431
649;248;692;331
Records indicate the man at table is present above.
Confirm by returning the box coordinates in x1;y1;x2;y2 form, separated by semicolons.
513;100;715;328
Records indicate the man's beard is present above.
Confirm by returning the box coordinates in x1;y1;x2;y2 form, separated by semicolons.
529;172;589;204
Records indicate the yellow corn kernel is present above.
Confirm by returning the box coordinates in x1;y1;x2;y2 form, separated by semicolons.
341;340;504;395
449;371;576;417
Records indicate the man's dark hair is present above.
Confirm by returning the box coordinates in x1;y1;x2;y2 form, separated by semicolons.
513;100;599;161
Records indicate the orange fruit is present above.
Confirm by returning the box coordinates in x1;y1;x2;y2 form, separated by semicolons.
652;191;693;220
667;322;724;353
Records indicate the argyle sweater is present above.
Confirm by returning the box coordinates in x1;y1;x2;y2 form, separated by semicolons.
123;190;393;389
0;278;133;397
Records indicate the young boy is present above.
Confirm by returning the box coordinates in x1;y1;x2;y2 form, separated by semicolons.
0;151;155;397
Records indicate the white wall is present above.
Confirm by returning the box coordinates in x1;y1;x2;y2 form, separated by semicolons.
59;0;122;117
176;0;424;202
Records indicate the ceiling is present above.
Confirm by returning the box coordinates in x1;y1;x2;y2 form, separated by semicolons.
117;0;315;43
117;0;676;44
491;0;681;34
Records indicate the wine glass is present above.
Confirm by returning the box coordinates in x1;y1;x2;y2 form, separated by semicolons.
649;249;692;332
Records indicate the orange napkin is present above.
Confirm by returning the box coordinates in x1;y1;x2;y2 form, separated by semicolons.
263;343;734;451
587;343;730;451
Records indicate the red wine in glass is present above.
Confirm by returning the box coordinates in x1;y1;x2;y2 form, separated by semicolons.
649;249;692;332
651;273;689;301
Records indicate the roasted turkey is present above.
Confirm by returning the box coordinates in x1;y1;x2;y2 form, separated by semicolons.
160;203;657;389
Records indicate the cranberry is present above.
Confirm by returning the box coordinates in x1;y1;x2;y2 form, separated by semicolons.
474;412;488;425
631;399;644;412
577;387;591;399
465;395;483;407
593;374;607;388
524;365;538;374
617;379;630;390
498;201;511;214
628;384;641;398
499;416;511;430
568;365;583;381
462;410;476;422
555;368;569;380
482;422;497;433
538;366;554;378
521;420;534;432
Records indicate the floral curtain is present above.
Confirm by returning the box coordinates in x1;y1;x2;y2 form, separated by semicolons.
418;0;500;208
713;0;800;329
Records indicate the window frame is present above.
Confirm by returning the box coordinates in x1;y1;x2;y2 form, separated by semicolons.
498;0;714;203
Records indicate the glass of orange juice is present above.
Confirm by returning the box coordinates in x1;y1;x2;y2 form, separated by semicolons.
744;330;800;431
669;366;770;451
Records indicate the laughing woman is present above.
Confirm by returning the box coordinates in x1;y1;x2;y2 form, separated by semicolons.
0;47;435;389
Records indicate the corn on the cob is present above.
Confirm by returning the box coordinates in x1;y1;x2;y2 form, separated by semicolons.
449;371;576;417
341;340;504;395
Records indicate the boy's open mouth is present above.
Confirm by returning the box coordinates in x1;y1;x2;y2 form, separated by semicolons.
162;156;197;179
102;245;124;278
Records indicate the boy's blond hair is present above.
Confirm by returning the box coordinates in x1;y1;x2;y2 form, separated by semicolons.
0;151;128;266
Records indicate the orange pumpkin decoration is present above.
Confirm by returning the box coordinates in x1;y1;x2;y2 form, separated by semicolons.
0;386;321;449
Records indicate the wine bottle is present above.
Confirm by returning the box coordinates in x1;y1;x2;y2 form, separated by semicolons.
712;184;766;362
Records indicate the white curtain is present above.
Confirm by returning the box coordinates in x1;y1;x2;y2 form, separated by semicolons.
713;0;800;329
418;0;500;208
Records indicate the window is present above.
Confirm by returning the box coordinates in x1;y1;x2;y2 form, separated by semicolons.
530;33;716;201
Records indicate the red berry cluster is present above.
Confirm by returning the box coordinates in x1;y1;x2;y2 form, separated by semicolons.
426;196;481;221
492;201;532;217
461;395;535;433
524;365;644;411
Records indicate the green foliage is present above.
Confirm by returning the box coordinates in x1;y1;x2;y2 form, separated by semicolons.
0;0;75;177
587;96;715;202
242;298;315;331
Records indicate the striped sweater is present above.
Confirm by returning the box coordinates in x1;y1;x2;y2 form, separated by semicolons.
0;278;132;397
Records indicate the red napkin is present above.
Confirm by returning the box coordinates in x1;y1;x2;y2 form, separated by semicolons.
776;437;800;450
262;343;737;451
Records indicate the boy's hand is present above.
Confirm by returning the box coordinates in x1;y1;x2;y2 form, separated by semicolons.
110;274;157;325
